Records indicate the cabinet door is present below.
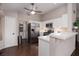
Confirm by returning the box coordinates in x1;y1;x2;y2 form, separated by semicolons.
39;39;50;56
53;14;68;28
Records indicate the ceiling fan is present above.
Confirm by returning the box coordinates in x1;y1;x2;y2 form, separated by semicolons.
24;3;42;15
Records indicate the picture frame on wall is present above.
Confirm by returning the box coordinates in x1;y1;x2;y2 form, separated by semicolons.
19;24;23;32
46;23;53;28
31;23;40;27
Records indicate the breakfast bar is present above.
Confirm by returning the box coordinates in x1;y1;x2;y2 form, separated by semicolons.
38;32;77;56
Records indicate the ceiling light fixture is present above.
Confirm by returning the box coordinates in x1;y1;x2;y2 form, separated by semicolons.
24;3;42;15
31;11;36;14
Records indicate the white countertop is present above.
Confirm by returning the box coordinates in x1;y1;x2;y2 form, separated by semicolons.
38;36;50;42
49;32;77;40
38;32;77;42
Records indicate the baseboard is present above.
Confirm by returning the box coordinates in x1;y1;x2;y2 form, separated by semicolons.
4;43;18;49
0;40;4;50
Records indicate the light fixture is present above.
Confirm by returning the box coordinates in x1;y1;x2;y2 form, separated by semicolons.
24;3;42;15
31;11;36;15
74;26;78;29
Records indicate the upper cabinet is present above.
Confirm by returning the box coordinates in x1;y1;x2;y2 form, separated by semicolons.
53;14;68;28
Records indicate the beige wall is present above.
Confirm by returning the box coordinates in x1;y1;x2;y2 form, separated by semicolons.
42;4;67;21
0;17;5;50
0;17;2;41
67;4;76;31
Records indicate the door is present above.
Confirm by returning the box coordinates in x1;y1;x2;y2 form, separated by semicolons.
0;19;2;41
4;16;17;48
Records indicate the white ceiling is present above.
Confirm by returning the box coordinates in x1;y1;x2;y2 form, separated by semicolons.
1;3;65;14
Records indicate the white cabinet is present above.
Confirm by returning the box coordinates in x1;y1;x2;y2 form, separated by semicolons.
38;33;76;56
39;39;50;56
53;14;68;28
38;36;56;56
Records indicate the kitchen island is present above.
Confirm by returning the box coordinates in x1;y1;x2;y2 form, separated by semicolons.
38;32;77;56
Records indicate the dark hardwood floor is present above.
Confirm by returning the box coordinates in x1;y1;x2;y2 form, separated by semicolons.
72;48;79;56
0;40;38;56
71;39;79;56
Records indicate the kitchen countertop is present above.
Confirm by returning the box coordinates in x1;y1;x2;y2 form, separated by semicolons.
38;36;50;42
49;32;77;40
38;32;77;42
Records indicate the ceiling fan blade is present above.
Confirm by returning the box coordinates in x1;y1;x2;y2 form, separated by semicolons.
24;3;42;14
25;11;31;15
24;7;32;11
35;11;42;13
